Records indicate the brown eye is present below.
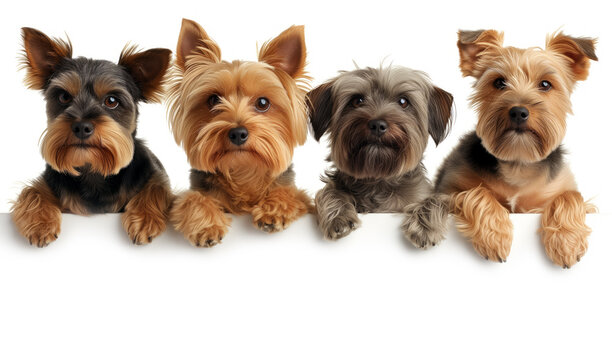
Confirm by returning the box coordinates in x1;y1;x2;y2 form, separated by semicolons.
398;97;410;108
208;94;221;108
493;77;507;89
58;91;72;104
104;95;119;109
255;97;270;112
539;80;552;91
351;95;364;107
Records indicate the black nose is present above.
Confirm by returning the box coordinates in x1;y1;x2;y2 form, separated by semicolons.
71;121;94;140
509;106;529;125
367;119;388;137
228;126;248;146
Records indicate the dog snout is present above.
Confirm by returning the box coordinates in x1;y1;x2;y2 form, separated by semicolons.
71;121;95;140
228;126;249;146
509;106;529;126
367;119;388;137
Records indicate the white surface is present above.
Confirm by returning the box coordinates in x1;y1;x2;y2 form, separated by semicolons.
1;0;611;359
0;213;610;360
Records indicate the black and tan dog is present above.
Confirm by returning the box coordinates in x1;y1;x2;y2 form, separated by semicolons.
308;66;454;247
435;30;597;267
11;27;174;246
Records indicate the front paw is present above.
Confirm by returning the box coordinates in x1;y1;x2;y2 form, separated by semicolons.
319;212;361;240
402;195;450;249
542;227;588;268
170;191;231;247
11;185;62;247
471;228;512;263
252;187;311;233
121;210;167;245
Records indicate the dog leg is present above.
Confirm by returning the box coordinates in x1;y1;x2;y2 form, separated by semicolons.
251;186;313;233
121;174;174;245
315;184;360;240
452;186;513;262
170;190;231;247
540;191;593;268
11;178;62;247
402;193;450;249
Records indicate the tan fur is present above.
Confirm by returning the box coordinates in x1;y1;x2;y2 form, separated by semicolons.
121;173;174;245
11;178;62;247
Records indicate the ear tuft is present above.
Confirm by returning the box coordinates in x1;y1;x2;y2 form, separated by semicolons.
21;27;72;90
457;29;503;77
259;25;307;79
427;86;454;146
176;18;221;70
307;81;334;141
546;32;598;82
119;46;172;102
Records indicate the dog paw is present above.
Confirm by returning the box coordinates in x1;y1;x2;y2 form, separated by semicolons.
471;229;512;263
320;213;361;241
122;210;167;245
170;190;231;247
252;187;311;233
402;195;450;249
542;227;587;268
11;184;62;248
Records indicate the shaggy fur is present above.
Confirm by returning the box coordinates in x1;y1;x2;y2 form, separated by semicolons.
435;29;598;267
167;19;312;247
308;66;454;247
11;27;173;246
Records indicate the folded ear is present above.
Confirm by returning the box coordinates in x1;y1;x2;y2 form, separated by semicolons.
258;25;307;79
307;81;334;141
546;32;598;81
119;46;172;103
176;18;221;70
427;86;454;146
21;27;72;90
457;29;504;77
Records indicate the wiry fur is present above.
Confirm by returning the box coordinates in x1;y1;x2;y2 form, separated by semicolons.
435;29;598;267
167;19;312;247
11;27;174;247
308;66;454;247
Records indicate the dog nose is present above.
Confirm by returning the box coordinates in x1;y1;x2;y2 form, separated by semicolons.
71;121;94;140
368;119;388;136
509;106;529;125
228;126;248;146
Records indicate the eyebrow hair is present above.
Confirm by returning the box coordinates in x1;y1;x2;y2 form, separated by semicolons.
92;76;132;99
48;71;81;95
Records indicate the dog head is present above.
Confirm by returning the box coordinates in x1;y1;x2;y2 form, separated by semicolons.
458;29;597;163
167;19;309;178
308;66;453;179
21;27;171;176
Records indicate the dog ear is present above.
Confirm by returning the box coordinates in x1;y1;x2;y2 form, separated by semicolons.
427;86;454;146
176;18;221;70
546;32;598;81
259;25;307;79
21;27;72;90
119;46;172;103
457;29;504;77
307;81;334;141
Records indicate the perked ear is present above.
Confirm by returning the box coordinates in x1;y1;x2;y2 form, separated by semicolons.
258;25;307;79
307;81;334;141
546;32;598;81
427;86;454;146
176;18;221;70
21;27;72;90
119;46;172;103
457;29;504;77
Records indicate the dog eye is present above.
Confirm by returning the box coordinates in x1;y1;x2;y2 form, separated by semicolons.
255;97;270;112
103;96;119;109
398;97;410;108
208;94;221;108
58;91;72;105
539;80;552;91
493;77;507;89
350;95;364;108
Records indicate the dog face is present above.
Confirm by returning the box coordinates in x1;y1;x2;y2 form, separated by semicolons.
458;30;597;163
167;19;309;178
308;67;453;179
21;27;171;176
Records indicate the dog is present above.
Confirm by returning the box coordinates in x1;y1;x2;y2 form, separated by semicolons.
167;19;312;247
308;66;454;247
435;30;597;267
11;27;174;247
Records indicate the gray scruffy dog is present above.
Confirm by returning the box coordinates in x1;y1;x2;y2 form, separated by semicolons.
307;66;454;248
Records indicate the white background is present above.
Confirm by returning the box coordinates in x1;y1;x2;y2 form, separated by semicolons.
0;0;610;359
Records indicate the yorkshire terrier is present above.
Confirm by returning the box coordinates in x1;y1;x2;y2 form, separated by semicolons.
435;30;597;267
167;19;312;247
11;27;174;247
308;66;454;247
